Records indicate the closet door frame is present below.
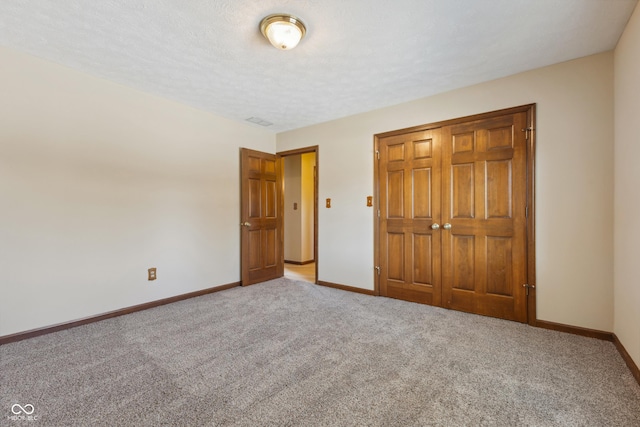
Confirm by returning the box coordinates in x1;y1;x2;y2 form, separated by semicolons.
373;104;536;325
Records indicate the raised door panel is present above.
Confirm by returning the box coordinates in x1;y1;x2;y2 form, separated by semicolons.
263;158;276;175
486;236;513;296
264;228;277;268
451;163;475;219
248;230;262;270
452;132;475;154
387;233;405;282
413;138;432;160
387;142;406;162
248;156;262;174
387;170;405;219
451;235;475;291
264;179;277;218
485;160;512;219
412;233;433;285
248;179;261;219
413;168;432;219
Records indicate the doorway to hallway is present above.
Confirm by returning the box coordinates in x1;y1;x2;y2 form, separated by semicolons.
279;146;318;284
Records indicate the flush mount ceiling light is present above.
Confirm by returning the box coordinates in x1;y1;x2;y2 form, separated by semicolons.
260;14;306;50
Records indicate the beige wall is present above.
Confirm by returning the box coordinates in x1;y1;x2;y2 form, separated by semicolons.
277;52;615;332
614;4;640;368
0;47;275;336
284;156;302;261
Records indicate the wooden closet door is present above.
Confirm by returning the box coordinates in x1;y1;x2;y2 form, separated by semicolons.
379;129;442;305
441;112;528;322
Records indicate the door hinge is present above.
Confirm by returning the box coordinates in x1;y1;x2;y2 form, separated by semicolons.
525;206;528;218
521;126;534;140
375;266;381;275
376;150;380;160
523;283;536;296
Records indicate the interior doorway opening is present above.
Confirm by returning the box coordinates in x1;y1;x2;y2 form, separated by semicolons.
278;147;318;284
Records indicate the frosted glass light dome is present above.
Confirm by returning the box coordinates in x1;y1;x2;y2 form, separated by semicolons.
260;14;306;50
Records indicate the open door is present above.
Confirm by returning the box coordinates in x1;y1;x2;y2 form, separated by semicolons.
240;148;283;286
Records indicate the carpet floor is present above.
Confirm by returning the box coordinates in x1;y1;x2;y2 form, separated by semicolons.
2;278;640;426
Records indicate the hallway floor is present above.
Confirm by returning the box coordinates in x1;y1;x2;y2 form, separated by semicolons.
284;262;315;283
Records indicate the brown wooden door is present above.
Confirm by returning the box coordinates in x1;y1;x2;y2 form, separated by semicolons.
379;129;442;305
241;148;283;286
376;108;531;323
441;113;528;321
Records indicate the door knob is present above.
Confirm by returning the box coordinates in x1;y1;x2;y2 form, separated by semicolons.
241;222;251;227
431;223;440;230
443;223;452;230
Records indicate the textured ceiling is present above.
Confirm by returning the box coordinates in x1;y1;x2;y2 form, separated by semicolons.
0;0;637;132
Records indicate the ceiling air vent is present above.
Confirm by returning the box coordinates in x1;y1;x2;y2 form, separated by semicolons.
246;117;273;127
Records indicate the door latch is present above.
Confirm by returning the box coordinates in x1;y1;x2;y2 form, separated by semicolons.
523;283;536;296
